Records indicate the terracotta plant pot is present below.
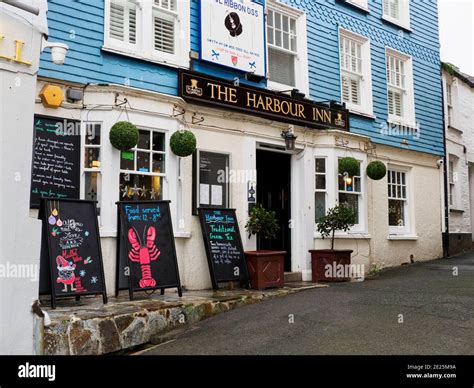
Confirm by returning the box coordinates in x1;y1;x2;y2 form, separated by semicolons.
245;250;286;290
309;249;353;282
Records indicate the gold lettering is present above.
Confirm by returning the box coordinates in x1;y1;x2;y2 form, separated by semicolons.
217;85;228;102
208;83;219;99
255;95;265;110
324;111;332;123
265;96;274;112
290;102;299;117
281;101;290;115
247;92;257;107
314;107;325;122
273;99;281;113
228;88;237;103
298;104;306;119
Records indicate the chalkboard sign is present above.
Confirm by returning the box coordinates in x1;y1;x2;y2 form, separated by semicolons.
30;115;81;208
38;199;107;309
198;208;249;290
116;201;182;300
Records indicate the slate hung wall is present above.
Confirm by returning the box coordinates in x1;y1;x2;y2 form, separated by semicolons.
39;0;444;155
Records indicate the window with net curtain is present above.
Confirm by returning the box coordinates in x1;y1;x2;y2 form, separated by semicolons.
267;8;297;87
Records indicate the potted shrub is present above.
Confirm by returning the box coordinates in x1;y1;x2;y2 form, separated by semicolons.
309;205;356;282
244;205;286;290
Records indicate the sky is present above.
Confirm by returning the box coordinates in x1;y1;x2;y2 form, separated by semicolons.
438;0;474;75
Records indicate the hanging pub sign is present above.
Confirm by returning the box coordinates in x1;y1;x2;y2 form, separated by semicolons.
30;115;81;208
116;201;183;300
198;207;249;290
179;70;350;131
200;0;266;77
38;199;107;309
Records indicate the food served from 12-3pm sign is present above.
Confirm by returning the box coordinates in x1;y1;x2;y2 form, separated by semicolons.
179;70;349;131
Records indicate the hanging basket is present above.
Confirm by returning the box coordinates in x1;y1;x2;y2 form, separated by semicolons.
366;160;387;180
170;130;197;157
338;157;359;177
109;121;139;151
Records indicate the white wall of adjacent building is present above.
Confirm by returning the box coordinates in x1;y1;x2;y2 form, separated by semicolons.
0;0;48;355
442;69;474;247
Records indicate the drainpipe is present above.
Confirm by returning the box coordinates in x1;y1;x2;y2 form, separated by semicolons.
440;66;450;258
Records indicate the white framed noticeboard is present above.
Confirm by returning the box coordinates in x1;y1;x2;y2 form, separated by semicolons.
200;0;266;77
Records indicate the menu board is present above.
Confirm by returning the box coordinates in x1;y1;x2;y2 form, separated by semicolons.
38;199;107;308
116;201;182;299
30;115;81;208
198;208;249;290
193;151;229;214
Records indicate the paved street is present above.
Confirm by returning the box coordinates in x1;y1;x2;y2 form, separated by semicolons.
143;252;474;355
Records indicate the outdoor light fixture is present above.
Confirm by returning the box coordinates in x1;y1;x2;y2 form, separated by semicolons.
279;89;306;100
41;37;69;65
281;125;297;151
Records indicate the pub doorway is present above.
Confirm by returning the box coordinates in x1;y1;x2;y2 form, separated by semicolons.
256;149;292;271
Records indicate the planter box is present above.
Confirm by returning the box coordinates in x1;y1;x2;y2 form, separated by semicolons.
309;249;353;282
245;250;286;290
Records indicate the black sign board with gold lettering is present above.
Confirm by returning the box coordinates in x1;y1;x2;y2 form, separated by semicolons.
179;70;349;131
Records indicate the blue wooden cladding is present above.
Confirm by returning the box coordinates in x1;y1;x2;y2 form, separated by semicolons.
39;0;444;156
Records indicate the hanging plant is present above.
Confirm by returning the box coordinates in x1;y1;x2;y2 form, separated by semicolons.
170;130;197;157
338;157;359;177
109;121;139;151
366;160;387;180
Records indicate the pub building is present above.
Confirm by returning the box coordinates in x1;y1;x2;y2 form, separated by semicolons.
31;0;444;293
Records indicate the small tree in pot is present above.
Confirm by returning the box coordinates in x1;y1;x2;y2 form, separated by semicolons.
244;205;285;290
310;205;356;282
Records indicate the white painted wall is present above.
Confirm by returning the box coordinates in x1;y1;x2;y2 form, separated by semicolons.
442;70;474;235
0;1;48;355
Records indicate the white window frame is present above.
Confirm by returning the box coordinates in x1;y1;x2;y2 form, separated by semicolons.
266;0;309;96
104;0;190;68
385;47;416;127
314;157;327;223
338;28;373;116
82;121;103;222
313;148;368;236
387;166;413;236
382;0;410;30
119;126;167;201
448;155;459;209
345;0;369;11
446;81;453;127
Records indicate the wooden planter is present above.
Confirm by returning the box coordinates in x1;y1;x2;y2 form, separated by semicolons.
245;250;286;290
309;249;353;282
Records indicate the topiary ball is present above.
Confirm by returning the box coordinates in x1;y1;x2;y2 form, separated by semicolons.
366;160;387;180
170;130;197;157
109;121;139;151
338;157;359;177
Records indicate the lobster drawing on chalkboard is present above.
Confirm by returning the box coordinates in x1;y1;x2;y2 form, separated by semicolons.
128;226;161;288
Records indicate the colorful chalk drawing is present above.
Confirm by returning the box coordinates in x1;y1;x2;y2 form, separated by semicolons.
128;226;161;288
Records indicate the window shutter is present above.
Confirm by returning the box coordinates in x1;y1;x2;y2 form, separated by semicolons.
383;0;389;16
109;1;137;44
110;2;125;41
268;48;295;87
350;78;360;104
388;90;402;116
154;14;175;54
